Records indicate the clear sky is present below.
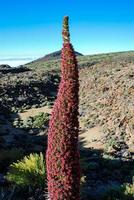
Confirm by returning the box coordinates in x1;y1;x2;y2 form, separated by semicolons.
0;0;134;59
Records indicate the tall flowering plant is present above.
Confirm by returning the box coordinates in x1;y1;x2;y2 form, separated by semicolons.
46;16;80;200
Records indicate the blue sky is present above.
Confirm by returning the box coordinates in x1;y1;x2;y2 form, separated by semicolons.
0;0;134;58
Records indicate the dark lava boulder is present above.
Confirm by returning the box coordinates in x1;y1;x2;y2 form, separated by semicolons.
0;65;30;74
0;64;11;70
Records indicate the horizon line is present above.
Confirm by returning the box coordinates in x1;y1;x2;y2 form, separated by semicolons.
0;49;134;61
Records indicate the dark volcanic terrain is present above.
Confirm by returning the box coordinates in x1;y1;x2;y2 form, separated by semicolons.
0;51;134;199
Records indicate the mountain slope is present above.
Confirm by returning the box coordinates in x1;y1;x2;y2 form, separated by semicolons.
36;50;83;61
1;51;134;153
26;50;83;67
79;58;134;153
0;50;134;198
26;50;134;70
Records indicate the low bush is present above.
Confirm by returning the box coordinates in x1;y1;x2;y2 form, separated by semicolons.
5;152;46;187
13;112;50;129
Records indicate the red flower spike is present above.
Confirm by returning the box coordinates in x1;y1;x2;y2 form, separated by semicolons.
46;16;80;200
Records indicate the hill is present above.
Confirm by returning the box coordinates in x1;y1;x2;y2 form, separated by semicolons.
37;50;83;61
0;50;134;199
1;51;134;152
27;50;83;66
26;50;134;70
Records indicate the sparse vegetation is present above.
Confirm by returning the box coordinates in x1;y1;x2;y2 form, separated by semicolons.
13;112;50;129
0;47;134;199
105;138;118;153
0;49;134;198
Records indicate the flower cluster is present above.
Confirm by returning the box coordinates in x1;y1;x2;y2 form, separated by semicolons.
46;16;80;200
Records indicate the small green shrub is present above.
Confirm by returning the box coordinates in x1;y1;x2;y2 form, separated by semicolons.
123;184;134;197
32;112;50;128
102;183;134;200
5;153;46;187
13;112;50;129
105;138;118;152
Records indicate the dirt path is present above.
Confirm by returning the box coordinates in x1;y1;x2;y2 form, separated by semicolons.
79;126;105;149
18;106;51;121
17;106;105;150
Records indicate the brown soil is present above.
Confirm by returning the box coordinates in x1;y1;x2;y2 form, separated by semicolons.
18;106;51;121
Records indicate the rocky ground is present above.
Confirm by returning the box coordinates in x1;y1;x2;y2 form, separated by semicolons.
0;52;134;199
79;61;134;158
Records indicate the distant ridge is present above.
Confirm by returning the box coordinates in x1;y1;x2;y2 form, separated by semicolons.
30;50;83;64
26;50;134;69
